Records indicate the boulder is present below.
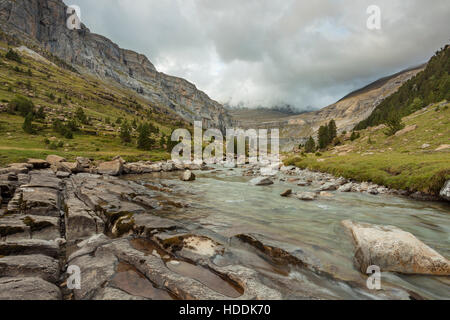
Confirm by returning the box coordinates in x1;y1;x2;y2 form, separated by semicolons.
280;189;292;197
249;177;273;186
317;182;339;192
76;157;91;169
97;159;123;176
342;220;450;275
295;192;316;201
435;144;450;151
395;124;417;137
59;162;82;173
27;159;50;169
440;181;450;201
181;170;196;182
46;155;66;166
338;183;353;192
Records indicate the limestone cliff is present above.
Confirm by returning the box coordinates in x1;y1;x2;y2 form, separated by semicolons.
0;0;234;131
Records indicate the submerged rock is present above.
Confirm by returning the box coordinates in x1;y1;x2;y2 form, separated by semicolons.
181;170;196;182
295;192;317;201
342;220;450;275
280;189;292;197
249;177;273;186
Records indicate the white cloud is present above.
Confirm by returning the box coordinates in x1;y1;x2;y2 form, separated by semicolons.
67;0;450;110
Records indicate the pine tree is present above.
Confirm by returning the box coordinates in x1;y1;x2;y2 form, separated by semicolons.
22;112;35;134
318;125;329;149
328;120;337;141
120;121;132;144
137;123;153;150
304;136;316;153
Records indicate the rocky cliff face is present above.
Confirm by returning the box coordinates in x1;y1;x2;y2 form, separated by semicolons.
0;0;233;131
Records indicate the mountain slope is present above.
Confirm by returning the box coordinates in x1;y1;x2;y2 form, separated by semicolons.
356;45;450;130
231;65;424;151
0;38;188;165
285;101;450;197
0;0;234;131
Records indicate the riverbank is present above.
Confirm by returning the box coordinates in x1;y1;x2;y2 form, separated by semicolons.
0;156;449;299
283;103;450;201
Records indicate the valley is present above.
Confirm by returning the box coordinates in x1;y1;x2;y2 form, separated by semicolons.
0;0;448;302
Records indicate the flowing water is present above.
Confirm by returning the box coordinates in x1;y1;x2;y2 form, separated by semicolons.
125;167;450;300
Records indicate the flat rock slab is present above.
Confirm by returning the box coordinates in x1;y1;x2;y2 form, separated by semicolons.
24;171;62;190
0;240;59;258
9;186;60;217
342;220;450;275
0;215;59;241
0;254;60;283
0;277;61;300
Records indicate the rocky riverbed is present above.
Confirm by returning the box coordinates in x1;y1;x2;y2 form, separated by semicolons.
0;156;448;300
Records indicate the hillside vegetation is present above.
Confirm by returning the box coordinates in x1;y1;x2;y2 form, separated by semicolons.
285;102;450;195
356;45;450;130
0;41;189;166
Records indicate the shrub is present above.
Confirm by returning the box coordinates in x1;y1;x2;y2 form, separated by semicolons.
35;106;45;120
5;49;21;63
75;107;88;124
8;96;34;117
384;112;405;136
350;131;360;141
22;112;35;134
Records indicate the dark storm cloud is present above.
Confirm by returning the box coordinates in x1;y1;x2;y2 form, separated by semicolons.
66;0;450;110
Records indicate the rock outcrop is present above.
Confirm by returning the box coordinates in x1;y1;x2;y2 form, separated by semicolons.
0;0;234;131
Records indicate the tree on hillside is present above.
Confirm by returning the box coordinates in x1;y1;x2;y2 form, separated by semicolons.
75;107;88;124
35;106;45;120
384;112;405;136
328;120;337;141
317;119;338;149
7;96;34;117
318;125;329;149
137;123;154;150
120;121;132;144
304;136;316;153
22;112;35;134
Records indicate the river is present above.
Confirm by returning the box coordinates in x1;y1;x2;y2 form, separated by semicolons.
125;166;450;300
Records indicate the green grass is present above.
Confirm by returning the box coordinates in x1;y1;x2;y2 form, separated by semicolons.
284;103;450;195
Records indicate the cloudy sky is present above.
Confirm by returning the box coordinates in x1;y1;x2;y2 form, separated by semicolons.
66;0;450;111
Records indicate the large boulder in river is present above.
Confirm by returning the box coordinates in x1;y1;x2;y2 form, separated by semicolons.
342;220;450;275
440;180;450;201
97;159;123;176
249;177;273;186
181;170;196;182
295;192;317;201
